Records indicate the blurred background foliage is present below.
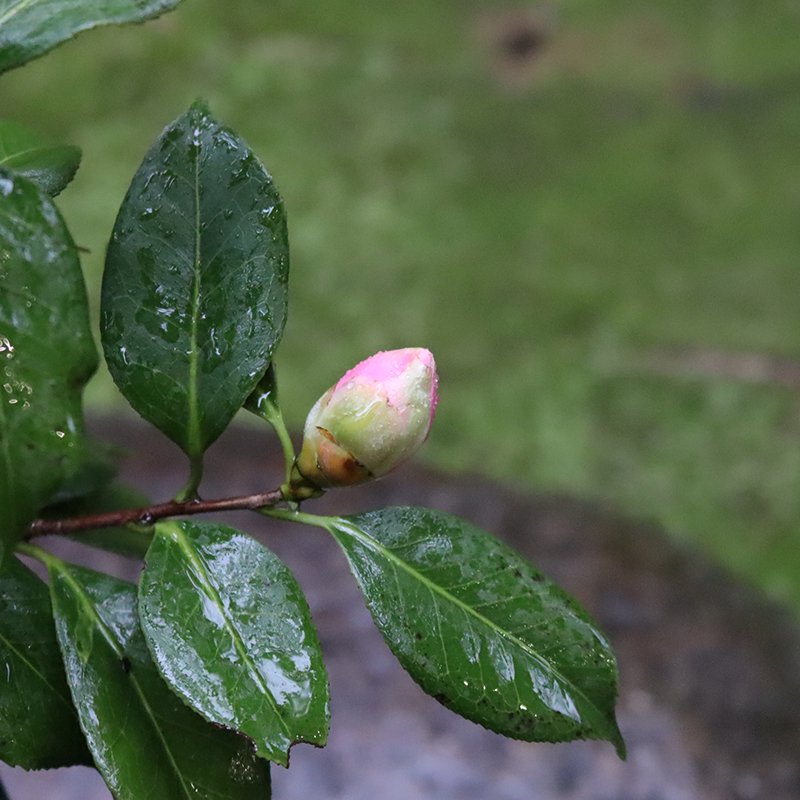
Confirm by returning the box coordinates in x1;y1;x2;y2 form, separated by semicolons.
3;0;799;610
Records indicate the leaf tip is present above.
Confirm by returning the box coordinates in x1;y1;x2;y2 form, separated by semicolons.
51;145;83;197
256;741;289;769
608;719;627;760
189;97;212;118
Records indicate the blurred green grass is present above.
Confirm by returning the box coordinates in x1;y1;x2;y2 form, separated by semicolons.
3;0;800;609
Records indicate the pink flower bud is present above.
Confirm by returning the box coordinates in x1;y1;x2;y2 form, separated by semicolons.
293;348;439;488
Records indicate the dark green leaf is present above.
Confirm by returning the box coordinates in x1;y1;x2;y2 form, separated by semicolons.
101;102;289;463
139;520;329;766
47;560;271;799
44;437;118;507
0;120;81;196
328;506;625;757
0;556;90;769
244;362;279;419
0;0;183;74
0;171;97;563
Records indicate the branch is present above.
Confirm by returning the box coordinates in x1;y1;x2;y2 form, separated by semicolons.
26;488;287;538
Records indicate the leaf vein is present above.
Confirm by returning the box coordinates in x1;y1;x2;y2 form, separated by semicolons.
331;518;612;732
164;524;293;741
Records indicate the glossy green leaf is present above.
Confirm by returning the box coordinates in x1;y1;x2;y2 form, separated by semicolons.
139;520;329;766
44;438;118;507
101;102;289;463
327;506;625;757
0;171;97;563
0;557;90;769
244;363;297;483
0;121;81;196
244;362;279;420
47;560;270;799
0;0;183;74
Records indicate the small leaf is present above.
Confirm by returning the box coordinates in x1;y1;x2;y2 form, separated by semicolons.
0;171;97;563
244;362;279;419
328;506;625;756
0;0;184;74
139;520;329;766
47;560;271;800
0;120;81;196
0;557;90;769
101;102;289;462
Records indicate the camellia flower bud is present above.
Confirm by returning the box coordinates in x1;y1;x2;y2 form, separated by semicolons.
293;348;438;489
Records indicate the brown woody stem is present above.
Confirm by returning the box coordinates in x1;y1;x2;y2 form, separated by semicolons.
25;487;288;539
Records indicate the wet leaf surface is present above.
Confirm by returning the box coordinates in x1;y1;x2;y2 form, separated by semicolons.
0;0;183;73
0;120;81;196
243;361;279;418
139;520;329;766
44;438;118;508
0;557;90;769
47;560;271;799
329;506;625;756
0;171;97;562
101;102;289;462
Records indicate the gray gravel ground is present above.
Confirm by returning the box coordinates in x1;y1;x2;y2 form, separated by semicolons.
2;419;799;800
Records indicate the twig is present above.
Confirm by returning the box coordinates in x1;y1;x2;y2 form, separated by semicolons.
26;488;287;538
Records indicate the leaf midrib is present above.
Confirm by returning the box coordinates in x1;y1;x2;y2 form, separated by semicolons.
128;671;193;798
51;565;195;799
0;0;36;28
186;134;202;456
0;628;75;713
0;144;48;167
330;517;614;738
160;523;293;751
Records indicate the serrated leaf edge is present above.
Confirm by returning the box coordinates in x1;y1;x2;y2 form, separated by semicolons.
48;563;197;798
144;522;296;765
327;515;625;756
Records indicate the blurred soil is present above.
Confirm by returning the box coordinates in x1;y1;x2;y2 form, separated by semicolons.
2;417;799;800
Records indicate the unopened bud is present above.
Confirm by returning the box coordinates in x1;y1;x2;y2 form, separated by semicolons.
293;348;438;489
